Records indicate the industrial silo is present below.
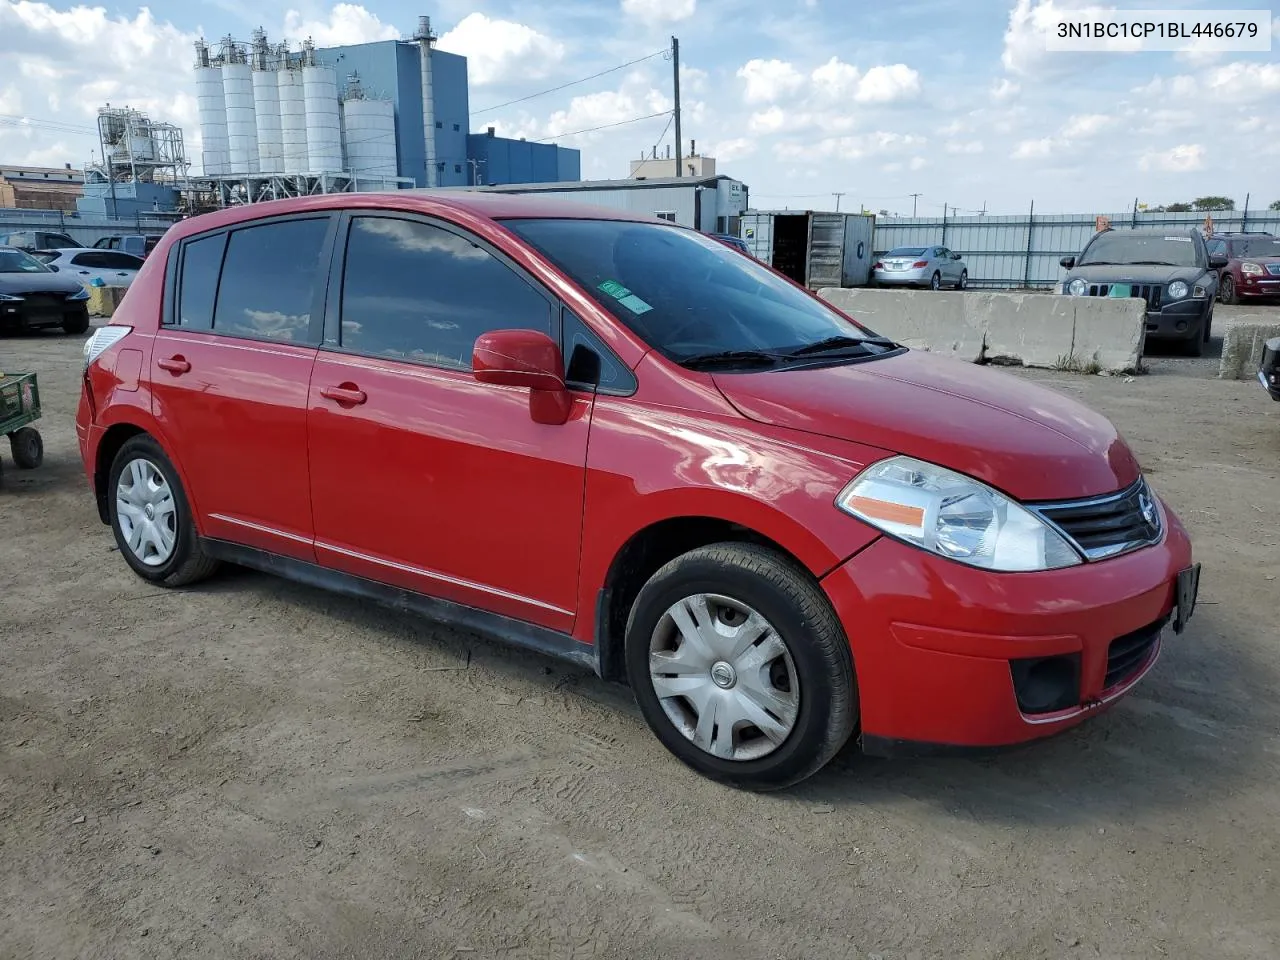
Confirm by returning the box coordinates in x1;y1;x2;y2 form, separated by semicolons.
301;42;342;173
250;29;282;175
341;74;397;183
194;40;230;176
277;60;309;175
221;39;259;174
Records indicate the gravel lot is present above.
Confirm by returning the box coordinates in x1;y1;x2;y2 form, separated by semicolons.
2;305;1278;960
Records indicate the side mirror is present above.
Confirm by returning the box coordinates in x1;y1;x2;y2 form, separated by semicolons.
951;252;962;260
473;329;572;425
1208;253;1228;269
1059;255;1076;269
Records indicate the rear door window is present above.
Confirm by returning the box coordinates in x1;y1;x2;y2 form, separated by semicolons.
213;218;330;343
337;215;551;369
177;234;226;330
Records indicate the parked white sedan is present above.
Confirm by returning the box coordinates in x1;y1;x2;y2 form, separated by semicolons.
872;245;969;290
32;248;144;288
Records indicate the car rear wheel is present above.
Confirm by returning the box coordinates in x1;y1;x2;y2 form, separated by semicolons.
929;272;941;291
108;434;219;587
624;542;857;790
1220;275;1238;305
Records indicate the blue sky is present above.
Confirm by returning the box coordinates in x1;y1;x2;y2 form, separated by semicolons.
2;0;1278;214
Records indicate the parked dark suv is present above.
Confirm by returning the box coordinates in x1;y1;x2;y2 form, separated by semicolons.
1059;228;1227;356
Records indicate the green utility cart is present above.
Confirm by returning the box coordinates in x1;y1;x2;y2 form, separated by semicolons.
0;371;44;477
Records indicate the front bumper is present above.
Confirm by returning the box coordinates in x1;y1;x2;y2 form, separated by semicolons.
1144;296;1209;340
1236;272;1280;297
820;497;1195;752
0;296;88;331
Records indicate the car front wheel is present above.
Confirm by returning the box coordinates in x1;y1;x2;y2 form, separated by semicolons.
625;543;857;790
108;434;220;587
1220;275;1238;304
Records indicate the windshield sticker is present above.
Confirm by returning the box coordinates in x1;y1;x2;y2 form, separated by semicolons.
599;280;653;315
1162;237;1192;242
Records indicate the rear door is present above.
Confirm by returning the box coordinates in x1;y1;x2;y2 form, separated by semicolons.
151;212;337;559
306;211;594;632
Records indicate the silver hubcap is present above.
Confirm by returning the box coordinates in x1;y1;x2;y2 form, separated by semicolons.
648;594;800;762
116;458;177;566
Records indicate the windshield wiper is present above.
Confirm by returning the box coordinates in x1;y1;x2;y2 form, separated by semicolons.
1125;260;1179;266
680;349;786;370
784;334;895;358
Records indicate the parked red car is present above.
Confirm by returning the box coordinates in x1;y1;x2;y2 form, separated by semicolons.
1208;232;1280;303
76;193;1199;789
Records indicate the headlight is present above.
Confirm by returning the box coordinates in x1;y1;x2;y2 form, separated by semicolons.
1167;280;1188;299
1241;262;1264;276
83;324;131;369
0;292;23;302
67;286;90;301
835;455;1081;572
1067;278;1087;296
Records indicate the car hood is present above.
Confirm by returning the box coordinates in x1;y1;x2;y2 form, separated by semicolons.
1066;263;1204;284
0;271;84;295
712;350;1141;502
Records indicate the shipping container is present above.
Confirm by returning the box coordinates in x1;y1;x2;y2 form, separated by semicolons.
741;211;875;289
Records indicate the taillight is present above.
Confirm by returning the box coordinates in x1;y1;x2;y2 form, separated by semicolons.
912;260;929;268
83;324;132;371
872;261;884;269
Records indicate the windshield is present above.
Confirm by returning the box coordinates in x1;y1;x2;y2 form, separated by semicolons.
503;218;897;369
1230;237;1280;258
0;249;52;273
1080;233;1199;267
887;247;928;257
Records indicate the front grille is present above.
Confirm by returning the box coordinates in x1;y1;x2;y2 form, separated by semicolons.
1030;478;1162;561
1266;264;1280;277
1105;617;1166;689
1086;283;1162;311
21;293;66;323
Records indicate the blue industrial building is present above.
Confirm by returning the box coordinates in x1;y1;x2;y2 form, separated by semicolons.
313;38;578;188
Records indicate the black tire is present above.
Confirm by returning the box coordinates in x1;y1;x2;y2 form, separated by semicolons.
1203;305;1214;343
1220;275;1238;305
624;542;857;791
956;270;968;290
9;427;42;469
107;434;219;587
63;308;89;335
930;272;941;291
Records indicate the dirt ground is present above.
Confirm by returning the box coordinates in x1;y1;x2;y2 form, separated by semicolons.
2;305;1278;960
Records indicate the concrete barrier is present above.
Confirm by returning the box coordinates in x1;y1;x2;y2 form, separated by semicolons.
1218;321;1280;381
817;288;1146;373
87;285;127;318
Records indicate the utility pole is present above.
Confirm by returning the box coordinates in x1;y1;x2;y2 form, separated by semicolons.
909;192;921;217
832;192;844;212
671;36;681;178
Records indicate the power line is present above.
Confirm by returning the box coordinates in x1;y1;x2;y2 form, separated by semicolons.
470;49;668;116
533;110;670;143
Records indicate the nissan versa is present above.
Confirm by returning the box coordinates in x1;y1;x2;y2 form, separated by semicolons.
75;193;1199;789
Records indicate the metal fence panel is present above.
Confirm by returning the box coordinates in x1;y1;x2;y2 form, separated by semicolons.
872;210;1280;288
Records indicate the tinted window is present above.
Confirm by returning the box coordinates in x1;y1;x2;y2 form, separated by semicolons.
0;249;52;273
214;218;329;342
1080;233;1199;268
339;216;551;369
1207;239;1226;257
1230;237;1280;258
887;247;928;256
177;234;226;329
563;308;633;393
504;219;895;368
97;252;145;270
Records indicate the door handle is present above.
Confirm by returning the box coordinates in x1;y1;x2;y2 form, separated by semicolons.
320;384;367;406
157;356;191;375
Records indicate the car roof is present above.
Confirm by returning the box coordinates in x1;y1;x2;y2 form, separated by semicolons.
165;190;675;245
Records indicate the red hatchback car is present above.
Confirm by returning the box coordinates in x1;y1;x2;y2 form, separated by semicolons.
76;192;1199;789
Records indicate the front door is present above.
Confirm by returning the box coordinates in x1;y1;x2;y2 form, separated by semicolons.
150;214;335;559
306;213;592;633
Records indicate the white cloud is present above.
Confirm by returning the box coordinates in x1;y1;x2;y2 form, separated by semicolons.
1012;137;1058;160
990;77;1020;101
747;106;787;134
281;4;399;45
810;57;861;100
1138;144;1205;173
0;0;198;167
437;13;566;86
1061;113;1111;138
737;58;806;104
706;137;756;162
621;0;696;26
908;156;928;171
1001;0;1142;77
945;140;984;155
855;64;921;103
1135;62;1280;105
778;131;925;162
